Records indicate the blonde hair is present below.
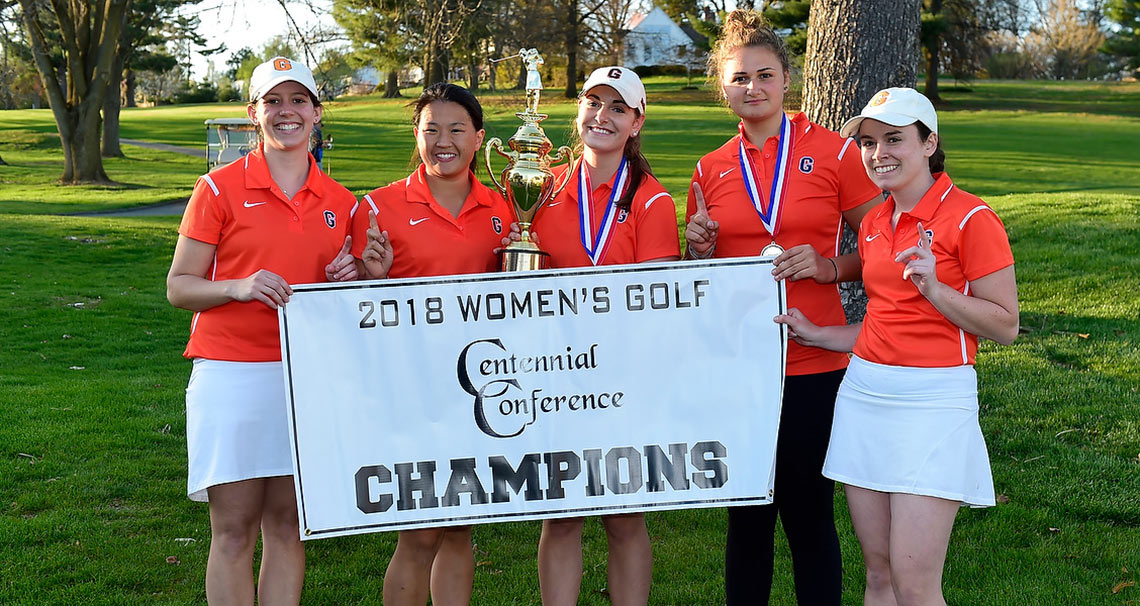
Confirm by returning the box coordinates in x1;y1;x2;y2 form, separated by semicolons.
707;9;791;85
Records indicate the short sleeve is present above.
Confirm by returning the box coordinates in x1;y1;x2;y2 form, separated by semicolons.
179;176;226;245
350;192;384;259
958;205;1014;281
634;184;681;262
685;163;703;222
836;138;881;212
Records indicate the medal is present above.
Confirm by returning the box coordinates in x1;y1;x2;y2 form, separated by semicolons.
761;242;784;257
578;157;628;266
738;114;794;250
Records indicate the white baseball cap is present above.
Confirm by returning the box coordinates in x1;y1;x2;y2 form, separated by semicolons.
839;87;938;138
249;57;319;102
581;66;647;114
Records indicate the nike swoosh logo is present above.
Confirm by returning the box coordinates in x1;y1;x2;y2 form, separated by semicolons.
409;217;429;226
243;201;266;208
865;233;881;242
546;201;562;207
719;168;736;178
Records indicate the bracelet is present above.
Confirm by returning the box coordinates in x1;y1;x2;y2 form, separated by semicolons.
688;244;715;260
826;256;839;283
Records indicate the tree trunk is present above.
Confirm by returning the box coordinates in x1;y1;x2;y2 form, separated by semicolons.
434;51;450;85
564;0;578;98
516;62;526;89
467;53;478;91
489;38;501;91
102;49;126;158
384;70;401;98
802;0;920;322
19;0;129;185
124;68;136;108
63;96;111;183
922;0;943;102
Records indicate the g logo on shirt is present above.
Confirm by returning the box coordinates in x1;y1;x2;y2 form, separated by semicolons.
617;208;629;223
919;228;934;246
324;210;336;229
491;216;503;234
798;156;814;174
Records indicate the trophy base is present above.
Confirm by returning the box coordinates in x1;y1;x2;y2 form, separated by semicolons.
502;247;550;272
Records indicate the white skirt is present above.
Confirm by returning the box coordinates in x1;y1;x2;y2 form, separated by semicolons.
185;359;294;502
822;355;995;507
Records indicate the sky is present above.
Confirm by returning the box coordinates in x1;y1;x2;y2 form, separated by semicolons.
185;0;338;79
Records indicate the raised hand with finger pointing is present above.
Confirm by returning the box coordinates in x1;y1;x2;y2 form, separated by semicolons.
325;235;358;282
361;210;393;280
685;181;719;259
895;221;938;296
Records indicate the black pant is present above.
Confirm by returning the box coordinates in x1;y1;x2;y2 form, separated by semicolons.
725;369;845;606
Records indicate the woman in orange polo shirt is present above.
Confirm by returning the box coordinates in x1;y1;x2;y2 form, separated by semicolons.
682;10;883;605
522;66;680;606
167;57;358;604
778;87;1018;605
351;83;513;606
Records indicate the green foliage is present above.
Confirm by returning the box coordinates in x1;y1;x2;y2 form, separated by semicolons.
225;47;256;81
260;35;298;63
984;51;1038;79
173;79;218;104
1104;0;1140;71
658;0;698;24
762;0;810;56
215;79;242;103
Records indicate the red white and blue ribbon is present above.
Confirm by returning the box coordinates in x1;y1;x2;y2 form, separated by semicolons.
578;156;628;266
738;114;793;239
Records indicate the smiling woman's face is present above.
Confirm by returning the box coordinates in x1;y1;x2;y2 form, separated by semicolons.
248;80;321;152
857;119;937;193
576;85;644;156
414;100;485;181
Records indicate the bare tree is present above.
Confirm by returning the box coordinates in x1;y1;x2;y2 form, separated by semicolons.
19;0;131;184
802;0;921;321
585;0;644;66
1030;0;1106;79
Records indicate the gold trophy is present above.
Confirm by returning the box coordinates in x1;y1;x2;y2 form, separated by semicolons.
485;49;574;271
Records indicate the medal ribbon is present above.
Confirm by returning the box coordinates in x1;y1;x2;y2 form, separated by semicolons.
738;114;793;238
578;156;628;266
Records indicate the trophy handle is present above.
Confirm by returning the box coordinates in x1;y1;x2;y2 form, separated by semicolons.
549;145;576;199
484;138;513;193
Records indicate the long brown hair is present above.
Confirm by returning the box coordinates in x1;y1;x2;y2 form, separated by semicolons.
915;122;946;174
570;101;653;211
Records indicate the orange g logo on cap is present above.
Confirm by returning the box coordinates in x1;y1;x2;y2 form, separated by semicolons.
871;90;890;106
273;58;292;71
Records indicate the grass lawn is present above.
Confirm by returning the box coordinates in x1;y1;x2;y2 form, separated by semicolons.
3;78;1139;215
1;79;1138;603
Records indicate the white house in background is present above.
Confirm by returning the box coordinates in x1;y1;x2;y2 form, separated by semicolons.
622;6;706;68
346;66;381;96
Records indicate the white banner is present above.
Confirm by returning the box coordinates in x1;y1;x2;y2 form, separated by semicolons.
280;258;786;540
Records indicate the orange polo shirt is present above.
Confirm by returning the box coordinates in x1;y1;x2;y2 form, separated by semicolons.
855;173;1014;368
350;165;512;278
179;147;357;362
532;159;681;268
688;112;881;375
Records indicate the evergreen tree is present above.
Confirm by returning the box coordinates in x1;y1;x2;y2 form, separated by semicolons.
1104;0;1140;71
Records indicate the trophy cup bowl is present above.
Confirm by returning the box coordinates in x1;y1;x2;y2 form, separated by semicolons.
486;115;574;271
